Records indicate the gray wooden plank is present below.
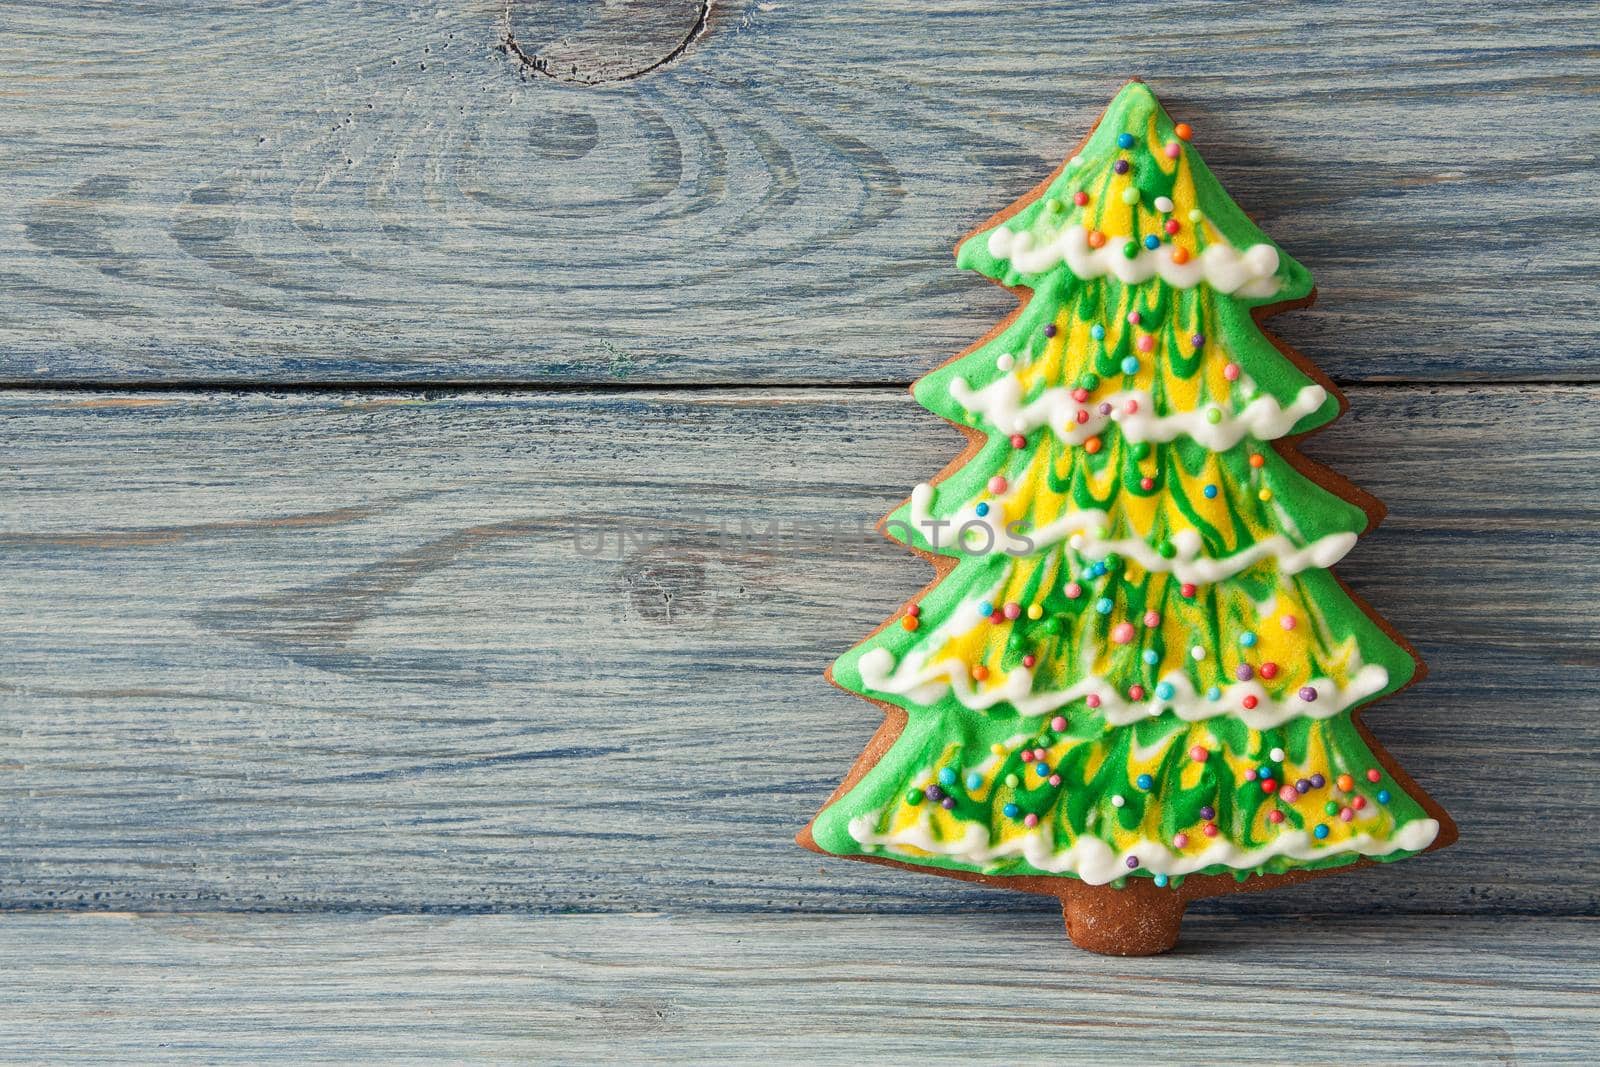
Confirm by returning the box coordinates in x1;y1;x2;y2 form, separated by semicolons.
1;2;1596;383
1;386;1596;916
0;913;1594;1064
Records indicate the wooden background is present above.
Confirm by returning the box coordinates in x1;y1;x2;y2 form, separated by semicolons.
3;0;1597;1060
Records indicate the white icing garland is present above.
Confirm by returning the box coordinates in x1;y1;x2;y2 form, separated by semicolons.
857;643;1389;731
907;482;1357;581
848;812;1439;886
986;223;1283;298
949;376;1328;452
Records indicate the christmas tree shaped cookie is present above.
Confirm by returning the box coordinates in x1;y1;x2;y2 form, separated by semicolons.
799;81;1455;955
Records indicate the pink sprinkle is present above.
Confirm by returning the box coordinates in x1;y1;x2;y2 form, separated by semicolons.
1279;785;1298;802
1022;654;1037;669
1085;694;1102;709
1189;745;1208;763
1143;611;1162;628
1366;768;1382;783
1340;807;1355;822
1111;622;1136;645
1033;748;1048;761
1281;615;1297;631
1165;141;1181;159
1223;362;1240;381
1267;809;1286;824
1128;685;1145;700
1124;400;1139;415
1010;433;1026;448
1072;387;1089;403
1137;335;1155;353
988;476;1007;494
1024;813;1039;828
1050;715;1068;731
1127;311;1141;325
1173;832;1189;848
1245;769;1258;782
1065;582;1083;599
1048;774;1061;786
1003;602;1021;620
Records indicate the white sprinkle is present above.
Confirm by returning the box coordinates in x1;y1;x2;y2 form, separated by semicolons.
1069;155;1083;167
1191;646;1206;660
1270;747;1286;762
996;353;1014;371
1155;195;1174;213
1111;795;1126;808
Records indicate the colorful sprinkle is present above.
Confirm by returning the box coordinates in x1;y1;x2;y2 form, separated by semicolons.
1050;715;1067;731
1143;234;1160;250
1164;141;1181;159
1113;159;1130;175
1299;686;1320;702
1137;774;1154;791
1154;195;1174;213
1111;794;1126;808
1072;190;1089;206
1314;824;1330;840
1120;188;1140;206
1203;484;1218;499
1173;832;1190;848
1090;324;1106;340
1117;132;1136;149
1367;768;1382;783
1154;873;1170;888
1240;632;1258;648
1377;790;1392;804
1175;122;1193;141
1111;621;1136;644
1189;745;1208;762
988;476;1008;494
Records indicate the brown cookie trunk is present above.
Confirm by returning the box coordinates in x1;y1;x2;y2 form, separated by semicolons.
1060;881;1186;955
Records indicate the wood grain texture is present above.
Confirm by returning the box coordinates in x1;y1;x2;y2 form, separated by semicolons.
3;386;1595;916
2;1;1597;384
1;912;1595;1063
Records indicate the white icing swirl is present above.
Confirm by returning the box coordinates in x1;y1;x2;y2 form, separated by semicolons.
907;482;1357;582
848;812;1439;886
986;223;1283;298
949;375;1328;452
857;644;1389;731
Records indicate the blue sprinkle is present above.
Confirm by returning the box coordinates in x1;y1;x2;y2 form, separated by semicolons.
965;772;983;790
1142;649;1159;666
1136;774;1154;791
1204;484;1218;499
1003;803;1020;818
1240;632;1258;648
1156;682;1175;700
1091;324;1106;340
938;767;956;787
1089;562;1107;578
975;502;989;517
979;600;994;616
1144;234;1160;250
1117;132;1136;149
1377;790;1392;805
1121;356;1140;375
1154;873;1170;888
1095;597;1114;615
1314;824;1330;840
1036;763;1051;776
1206;686;1222;701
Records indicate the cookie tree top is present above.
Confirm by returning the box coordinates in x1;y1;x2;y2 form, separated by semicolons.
801;82;1451;942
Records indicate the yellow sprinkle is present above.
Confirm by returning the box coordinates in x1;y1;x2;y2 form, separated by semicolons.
1027;604;1044;620
991;743;1006;756
1258;488;1273;502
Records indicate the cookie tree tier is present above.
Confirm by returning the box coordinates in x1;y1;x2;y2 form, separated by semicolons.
799;82;1454;956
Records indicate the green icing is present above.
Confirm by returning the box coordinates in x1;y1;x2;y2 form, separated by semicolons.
812;83;1436;886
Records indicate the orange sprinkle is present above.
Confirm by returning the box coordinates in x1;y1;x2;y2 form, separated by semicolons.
1172;246;1190;265
1175;122;1194;141
972;664;990;682
901;616;919;632
1084;436;1103;454
1249;453;1266;469
1087;230;1107;249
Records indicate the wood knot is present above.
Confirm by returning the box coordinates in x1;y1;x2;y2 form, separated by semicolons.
501;0;711;85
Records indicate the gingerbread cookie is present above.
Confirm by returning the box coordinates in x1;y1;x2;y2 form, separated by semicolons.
798;80;1455;956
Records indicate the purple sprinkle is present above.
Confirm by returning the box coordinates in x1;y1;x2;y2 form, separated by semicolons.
1098;402;1112;415
925;785;944;801
1200;805;1215;820
1235;663;1254;682
1043;324;1058;338
1191;334;1205;348
1296;778;1311;793
1114;160;1130;175
1299;685;1319;702
940;797;957;810
1126;855;1140;869
1310;773;1326;789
